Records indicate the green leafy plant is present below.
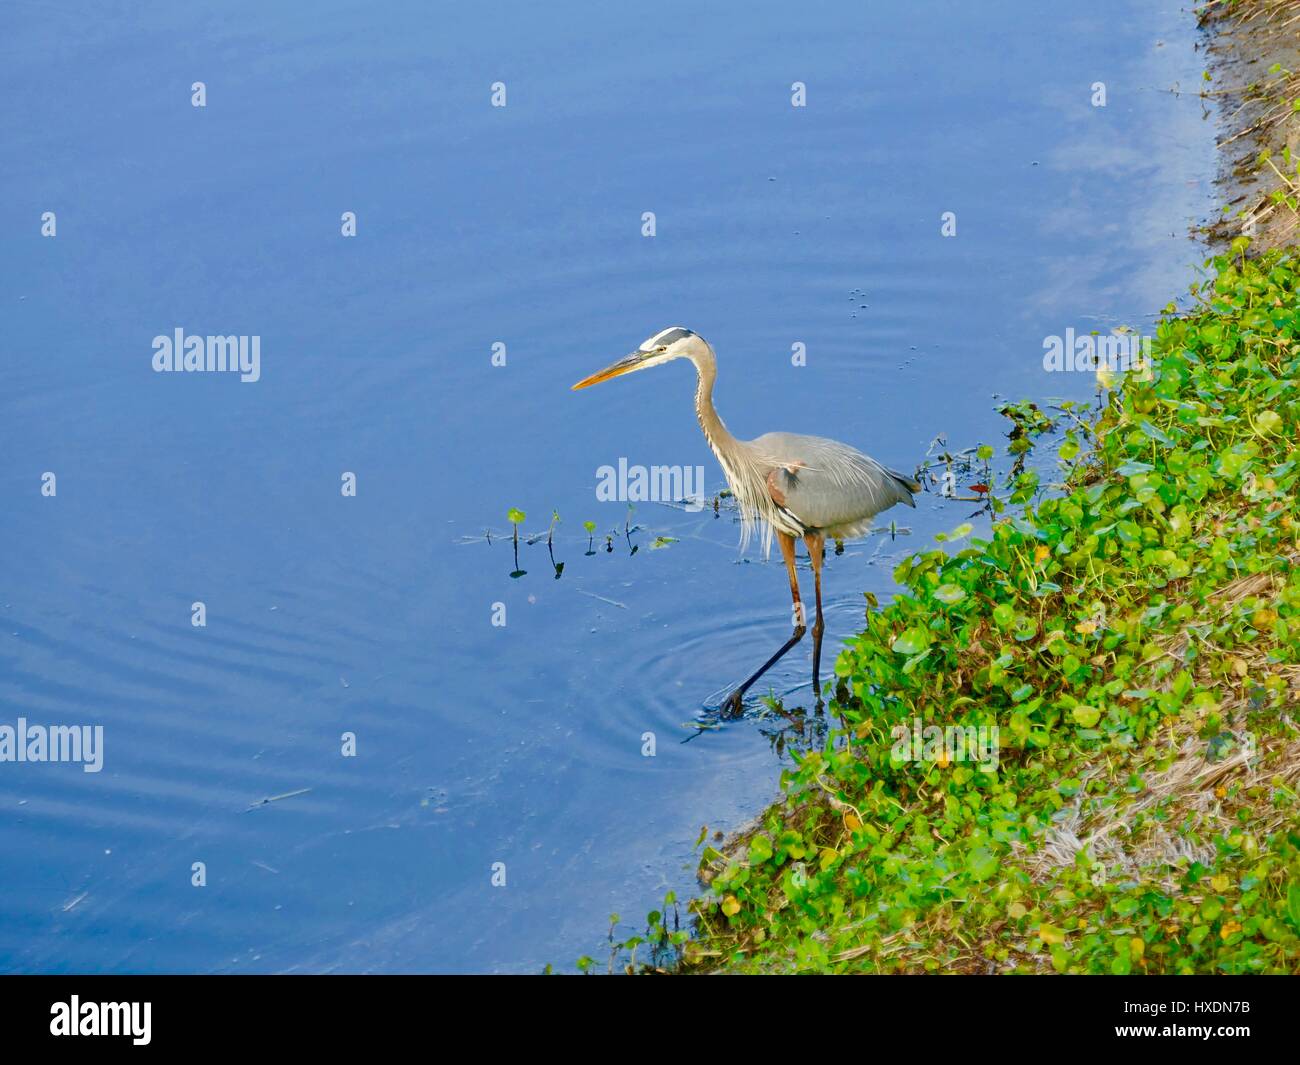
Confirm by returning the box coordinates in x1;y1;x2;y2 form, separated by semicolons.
507;507;526;578
600;241;1300;976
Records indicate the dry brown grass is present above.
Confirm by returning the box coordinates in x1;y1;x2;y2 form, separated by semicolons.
1019;556;1300;887
1204;0;1300;250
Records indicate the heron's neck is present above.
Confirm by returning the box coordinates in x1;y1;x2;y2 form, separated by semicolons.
690;348;739;458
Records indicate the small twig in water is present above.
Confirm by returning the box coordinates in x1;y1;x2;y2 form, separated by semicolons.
246;788;312;811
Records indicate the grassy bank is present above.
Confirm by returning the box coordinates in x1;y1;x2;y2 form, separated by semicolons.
686;238;1300;972
600;2;1300;976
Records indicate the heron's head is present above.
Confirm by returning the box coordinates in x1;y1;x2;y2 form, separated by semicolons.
571;327;710;390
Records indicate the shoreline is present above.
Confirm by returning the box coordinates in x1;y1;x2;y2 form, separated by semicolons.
616;0;1300;975
1203;0;1300;253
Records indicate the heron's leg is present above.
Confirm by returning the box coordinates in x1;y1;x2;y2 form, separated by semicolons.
722;532;805;716
804;533;826;704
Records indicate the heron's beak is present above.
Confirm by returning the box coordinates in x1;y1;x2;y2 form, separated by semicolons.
571;350;651;390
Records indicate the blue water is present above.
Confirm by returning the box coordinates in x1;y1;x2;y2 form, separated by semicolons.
1;1;1215;972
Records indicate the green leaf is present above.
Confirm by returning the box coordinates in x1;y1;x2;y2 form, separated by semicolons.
891;627;932;655
936;523;973;543
1116;460;1154;476
1255;410;1282;435
1071;706;1101;728
934;583;967;605
1138;420;1173;446
967;847;997;882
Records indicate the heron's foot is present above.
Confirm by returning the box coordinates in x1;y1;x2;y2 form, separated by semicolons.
722;690;745;718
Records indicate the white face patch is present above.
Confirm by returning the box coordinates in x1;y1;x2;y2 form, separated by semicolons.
630;350;675;373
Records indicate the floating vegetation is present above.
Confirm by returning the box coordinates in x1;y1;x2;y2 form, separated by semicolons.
507;507;526;578
481;461;1003;580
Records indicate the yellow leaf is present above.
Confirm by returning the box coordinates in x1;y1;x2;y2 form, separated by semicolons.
1038;923;1066;945
721;895;740;917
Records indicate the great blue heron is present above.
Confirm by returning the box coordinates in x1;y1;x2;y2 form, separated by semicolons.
573;327;920;716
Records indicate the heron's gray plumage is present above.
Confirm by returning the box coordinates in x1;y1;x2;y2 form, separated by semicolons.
755;433;918;533
647;326;695;348
673;332;919;556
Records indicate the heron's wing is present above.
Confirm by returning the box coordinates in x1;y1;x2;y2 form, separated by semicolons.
754;432;918;532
